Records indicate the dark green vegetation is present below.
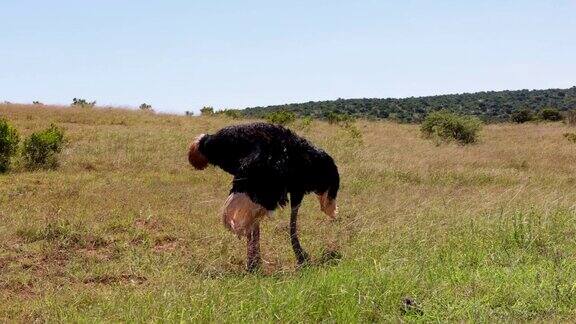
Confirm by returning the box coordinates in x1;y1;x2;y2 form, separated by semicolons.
511;109;534;124
22;124;65;170
421;110;482;145
0;118;20;172
0;119;65;173
511;107;566;124
540;108;563;121
243;86;576;123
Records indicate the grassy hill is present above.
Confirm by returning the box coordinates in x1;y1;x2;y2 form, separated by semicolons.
1;103;576;321
242;86;576;122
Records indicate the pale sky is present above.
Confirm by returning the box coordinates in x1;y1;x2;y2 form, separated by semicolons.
1;0;575;113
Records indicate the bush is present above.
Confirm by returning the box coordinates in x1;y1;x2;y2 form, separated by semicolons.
564;133;576;143
421;110;482;145
22;124;65;170
511;109;533;123
265;110;296;126
0;118;20;173
200;106;214;116
71;98;96;108
539;108;563;121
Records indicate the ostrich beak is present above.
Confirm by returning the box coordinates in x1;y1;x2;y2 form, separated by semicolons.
317;192;338;220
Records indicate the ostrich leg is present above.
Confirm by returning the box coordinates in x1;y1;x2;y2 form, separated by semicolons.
246;224;261;272
290;192;309;265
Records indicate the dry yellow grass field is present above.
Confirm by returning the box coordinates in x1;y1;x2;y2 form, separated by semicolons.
1;103;575;321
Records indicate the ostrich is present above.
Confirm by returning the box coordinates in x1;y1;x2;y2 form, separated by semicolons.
188;122;339;271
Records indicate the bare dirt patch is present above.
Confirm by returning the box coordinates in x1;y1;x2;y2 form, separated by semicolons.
83;274;147;285
153;236;180;253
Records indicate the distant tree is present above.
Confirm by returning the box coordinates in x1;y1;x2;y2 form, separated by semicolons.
71;98;96;108
510;109;533;123
539;108;563;121
185;111;194;116
139;103;153;111
200;106;214;116
33;101;43;105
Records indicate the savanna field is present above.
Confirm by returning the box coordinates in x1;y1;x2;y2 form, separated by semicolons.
1;104;576;322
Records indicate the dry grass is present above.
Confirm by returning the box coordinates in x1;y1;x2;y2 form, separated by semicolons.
1;103;575;322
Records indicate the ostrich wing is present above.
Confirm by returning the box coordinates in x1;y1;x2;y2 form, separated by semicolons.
230;146;289;211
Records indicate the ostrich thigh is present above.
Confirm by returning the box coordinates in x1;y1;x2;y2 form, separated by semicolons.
222;193;268;237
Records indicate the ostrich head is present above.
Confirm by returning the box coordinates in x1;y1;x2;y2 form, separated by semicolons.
317;191;338;219
188;134;209;170
314;152;340;219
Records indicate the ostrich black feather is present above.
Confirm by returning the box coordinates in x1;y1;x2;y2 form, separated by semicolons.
196;122;339;211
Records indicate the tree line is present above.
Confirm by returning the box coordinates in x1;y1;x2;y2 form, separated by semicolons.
241;86;576;123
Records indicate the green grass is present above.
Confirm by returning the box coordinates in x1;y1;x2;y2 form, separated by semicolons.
1;103;576;322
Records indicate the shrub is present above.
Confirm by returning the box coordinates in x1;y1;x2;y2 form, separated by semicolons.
564;133;576;143
299;116;313;128
72;98;96;108
510;109;533;123
139;103;153;111
32;101;43;105
0;118;20;173
185;111;194;116
22;124;65;170
200;106;214;116
539;108;563;121
326;112;354;125
219;109;242;119
565;110;576;126
265;110;296;126
344;122;362;141
421;110;482;145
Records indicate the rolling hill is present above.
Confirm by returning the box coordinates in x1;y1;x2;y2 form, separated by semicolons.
242;86;576;122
